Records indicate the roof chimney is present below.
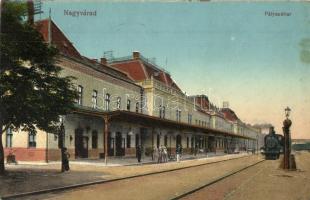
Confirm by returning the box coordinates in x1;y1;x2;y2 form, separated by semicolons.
100;57;107;65
133;51;140;59
223;101;229;108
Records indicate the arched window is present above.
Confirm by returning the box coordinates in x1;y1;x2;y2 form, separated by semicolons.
127;99;131;111
116;97;121;109
105;93;110;111
135;102;139;113
77;85;83;105
92;90;98;108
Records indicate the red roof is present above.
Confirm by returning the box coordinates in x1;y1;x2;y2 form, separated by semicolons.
35;19;135;83
110;56;182;91
221;108;239;122
110;60;147;81
36;19;83;60
194;95;210;111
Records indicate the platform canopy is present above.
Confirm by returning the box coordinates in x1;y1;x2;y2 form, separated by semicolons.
72;106;255;140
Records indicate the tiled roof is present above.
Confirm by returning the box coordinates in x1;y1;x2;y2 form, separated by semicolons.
109;60;147;81
36;19;83;60
221;108;239;122
110;55;182;91
35;19;135;83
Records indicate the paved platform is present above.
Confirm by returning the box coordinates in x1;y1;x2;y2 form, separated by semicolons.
10;152;227;167
0;152;248;197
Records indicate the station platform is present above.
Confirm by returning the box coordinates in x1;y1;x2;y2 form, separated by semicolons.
8;151;239;167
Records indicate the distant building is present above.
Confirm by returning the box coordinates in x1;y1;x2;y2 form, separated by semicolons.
253;123;274;135
292;139;310;151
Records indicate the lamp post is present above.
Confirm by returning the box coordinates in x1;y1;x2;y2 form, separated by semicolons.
283;106;292;169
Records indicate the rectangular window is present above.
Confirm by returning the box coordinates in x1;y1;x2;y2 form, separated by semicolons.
92;131;98;149
28;132;36;148
126;134;131;148
164;135;168;146
6;128;13;148
159;105;162;118
127;99;131;111
92;90;98;108
117;97;121;110
105;93;110;111
77;85;83;105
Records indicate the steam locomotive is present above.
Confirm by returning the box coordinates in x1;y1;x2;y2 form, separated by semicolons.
263;127;284;160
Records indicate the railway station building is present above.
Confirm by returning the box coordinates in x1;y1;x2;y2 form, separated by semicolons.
3;18;264;163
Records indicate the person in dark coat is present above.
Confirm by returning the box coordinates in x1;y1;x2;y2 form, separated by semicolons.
62;147;70;171
136;145;142;163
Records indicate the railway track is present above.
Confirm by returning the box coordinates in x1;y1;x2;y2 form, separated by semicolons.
170;159;266;200
2;155;261;200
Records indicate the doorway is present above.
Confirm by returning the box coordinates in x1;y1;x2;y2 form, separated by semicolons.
115;132;125;156
176;135;182;148
75;128;88;158
108;133;114;156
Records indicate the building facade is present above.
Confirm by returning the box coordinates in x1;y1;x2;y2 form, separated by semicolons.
3;18;264;163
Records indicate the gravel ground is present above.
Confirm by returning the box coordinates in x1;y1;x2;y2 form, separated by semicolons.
182;151;310;200
19;156;263;200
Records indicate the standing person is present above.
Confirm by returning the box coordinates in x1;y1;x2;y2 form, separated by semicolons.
136;145;142;163
153;146;159;162
163;146;168;163
176;144;182;162
62;148;70;172
158;146;163;163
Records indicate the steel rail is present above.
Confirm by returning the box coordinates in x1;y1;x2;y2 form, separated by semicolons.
170;159;266;200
